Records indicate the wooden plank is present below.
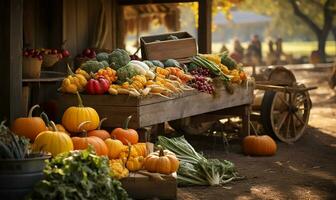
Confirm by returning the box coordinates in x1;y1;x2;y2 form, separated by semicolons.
139;86;253;127
198;0;212;53
121;172;177;200
76;0;89;52
0;0;24;122
62;0;77;58
117;0;197;5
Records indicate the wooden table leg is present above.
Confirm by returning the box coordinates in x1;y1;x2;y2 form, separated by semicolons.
241;105;251;139
150;122;165;142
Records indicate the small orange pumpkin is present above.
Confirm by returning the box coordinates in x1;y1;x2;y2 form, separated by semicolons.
88;118;110;140
11;105;47;141
105;138;124;159
242;135;277;156
144;147;179;174
71;121;108;156
111;116;138;145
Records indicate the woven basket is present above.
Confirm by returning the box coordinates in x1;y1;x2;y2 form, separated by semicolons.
42;54;59;68
22;57;42;79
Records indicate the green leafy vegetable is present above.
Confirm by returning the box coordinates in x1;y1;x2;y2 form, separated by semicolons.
108;49;130;70
80;60;107;73
158;136;241;186
28;147;128;200
0;120;30;159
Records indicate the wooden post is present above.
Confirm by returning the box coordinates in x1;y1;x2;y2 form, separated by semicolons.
241;105;251;138
0;0;23;122
198;0;212;53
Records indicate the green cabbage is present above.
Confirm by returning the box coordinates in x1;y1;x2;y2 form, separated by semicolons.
109;49;130;70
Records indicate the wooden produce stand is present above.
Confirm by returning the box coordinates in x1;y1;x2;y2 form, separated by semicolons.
59;83;254;134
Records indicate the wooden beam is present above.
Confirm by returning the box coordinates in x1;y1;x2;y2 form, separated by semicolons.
0;0;23;122
198;0;212;53
117;0;197;5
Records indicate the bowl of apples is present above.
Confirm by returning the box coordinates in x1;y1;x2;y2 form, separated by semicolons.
41;48;70;68
22;49;43;79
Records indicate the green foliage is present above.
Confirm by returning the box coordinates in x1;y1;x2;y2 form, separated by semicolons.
158;136;241;186
221;53;237;70
239;0;331;40
28;148;128;200
108;49;130;70
0;120;30;159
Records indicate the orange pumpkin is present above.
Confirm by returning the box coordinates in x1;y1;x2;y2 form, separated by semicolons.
11;105;47;141
111;116;138;145
62;92;100;133
71;121;108;156
242;135;277;156
88;118;110;140
144;148;179;174
105;138;124;159
133;143;148;157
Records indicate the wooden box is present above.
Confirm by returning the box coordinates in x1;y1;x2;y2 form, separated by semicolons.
121;172;177;200
57;83;254;129
140;32;197;63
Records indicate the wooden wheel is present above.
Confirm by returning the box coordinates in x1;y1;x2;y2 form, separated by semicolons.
168;117;215;135
260;84;312;143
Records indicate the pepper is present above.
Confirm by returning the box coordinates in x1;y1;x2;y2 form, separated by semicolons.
86;77;110;95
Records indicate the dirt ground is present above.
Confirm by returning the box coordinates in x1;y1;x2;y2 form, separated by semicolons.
177;67;336;200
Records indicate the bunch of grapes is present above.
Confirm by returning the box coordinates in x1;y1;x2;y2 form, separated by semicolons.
189;75;215;94
190;67;212;77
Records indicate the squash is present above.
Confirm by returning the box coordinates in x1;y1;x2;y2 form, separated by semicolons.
143;60;156;71
11;105;47;142
62;92;100;133
87;118;110;140
164;59;180;68
125;156;144;172
111;115;138;145
71;121;108;156
109;159;129;179
151;60;164;68
242;135;277;156
109;49;130;69
133;143;148;157
105;138;124;159
144;147;179;174
32;121;73;156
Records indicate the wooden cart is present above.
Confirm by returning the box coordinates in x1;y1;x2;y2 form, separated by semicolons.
251;66;317;143
58;81;254;139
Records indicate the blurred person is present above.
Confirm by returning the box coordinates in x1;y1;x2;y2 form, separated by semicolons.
246;34;262;65
220;44;229;54
266;40;277;65
230;38;244;63
275;37;283;64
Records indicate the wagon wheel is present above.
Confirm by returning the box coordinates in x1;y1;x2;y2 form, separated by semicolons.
168;117;215;135
260;84;312;143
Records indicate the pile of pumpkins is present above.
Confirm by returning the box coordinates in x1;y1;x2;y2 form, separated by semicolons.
10;92;179;179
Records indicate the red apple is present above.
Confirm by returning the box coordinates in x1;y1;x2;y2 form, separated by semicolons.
82;48;91;57
23;51;29;57
88;50;96;58
38;55;43;60
58;53;63;59
62;50;70;58
52;49;58;55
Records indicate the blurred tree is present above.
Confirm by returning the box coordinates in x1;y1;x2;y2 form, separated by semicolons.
241;0;336;62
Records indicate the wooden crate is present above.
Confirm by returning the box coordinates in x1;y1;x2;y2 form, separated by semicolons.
121;172;177;200
57;82;254;129
140;32;197;63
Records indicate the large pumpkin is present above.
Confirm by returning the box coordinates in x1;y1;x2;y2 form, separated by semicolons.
111;115;138;145
144;148;179;174
11;105;47;141
105;138;124;159
242;135;277;156
62;92;99;132
71;121;108;156
32;121;73;156
88;118;110;140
